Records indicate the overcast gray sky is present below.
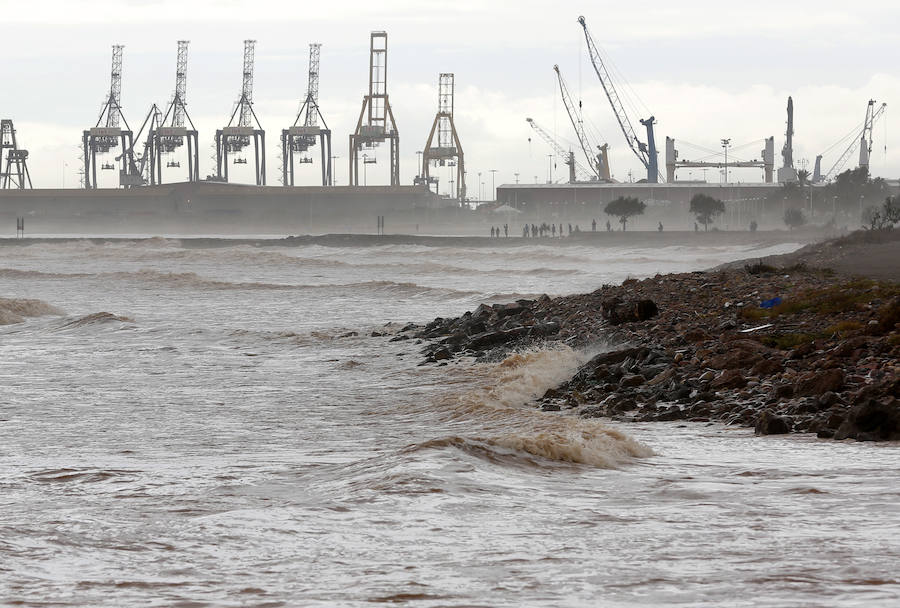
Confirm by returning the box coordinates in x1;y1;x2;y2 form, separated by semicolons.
3;0;899;191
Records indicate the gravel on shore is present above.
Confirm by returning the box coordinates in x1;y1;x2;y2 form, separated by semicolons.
402;230;900;441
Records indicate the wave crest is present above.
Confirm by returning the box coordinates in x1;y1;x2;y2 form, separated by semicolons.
0;297;64;325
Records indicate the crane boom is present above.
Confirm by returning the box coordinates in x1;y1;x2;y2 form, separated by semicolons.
173;41;188;128
553;65;603;180
578;15;659;182
824;100;886;180
239;40;256;128
526;117;593;182
107;45;124;129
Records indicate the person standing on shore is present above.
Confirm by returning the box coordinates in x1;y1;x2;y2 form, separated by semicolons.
658;221;664;232
592;219;597;232
504;224;508;237
606;220;611;232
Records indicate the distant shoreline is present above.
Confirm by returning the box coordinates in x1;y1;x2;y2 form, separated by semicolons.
0;229;825;250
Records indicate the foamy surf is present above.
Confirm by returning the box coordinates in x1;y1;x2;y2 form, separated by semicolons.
425;346;653;468
0;296;64;325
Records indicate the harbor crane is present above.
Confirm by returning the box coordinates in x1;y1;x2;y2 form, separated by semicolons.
281;43;333;187
82;45;139;188
578;15;659;183
813;100;887;183
526;117;594;183
149;41;200;185
349;31;400;186
553;65;610;181
0;119;33;189
215;40;266;185
421;73;465;201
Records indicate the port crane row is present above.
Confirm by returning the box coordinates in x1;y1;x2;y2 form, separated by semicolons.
4;18;889;192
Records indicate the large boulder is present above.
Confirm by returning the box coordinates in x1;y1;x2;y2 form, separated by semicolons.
601;298;659;325
834;398;900;441
794;368;844;397
755;410;792;435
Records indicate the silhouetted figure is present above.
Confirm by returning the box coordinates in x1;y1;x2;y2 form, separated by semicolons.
694;222;699;232
523;224;529;238
552;224;556;237
490;226;495;238
658;221;663;232
592;219;597;232
606;220;611;232
504;224;508;237
567;223;572;236
559;223;563;237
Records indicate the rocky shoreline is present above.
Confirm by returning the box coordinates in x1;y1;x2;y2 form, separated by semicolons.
400;231;900;441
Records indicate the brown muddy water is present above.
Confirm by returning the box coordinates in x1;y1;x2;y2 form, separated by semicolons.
2;238;898;607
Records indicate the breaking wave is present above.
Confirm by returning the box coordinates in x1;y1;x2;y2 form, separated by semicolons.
54;312;134;330
419;347;653;468
0;297;65;325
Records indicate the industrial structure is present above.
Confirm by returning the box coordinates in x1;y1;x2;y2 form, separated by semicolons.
526;117;593;183
349;31;400;186
553;65;610;181
1;119;32;189
421;73;465;201
665;136;775;183
148;41;200;185
578;15;658;183
777;97;798;183
215;40;266;185
282;43;333;187
82;45;140;189
813;99;887;183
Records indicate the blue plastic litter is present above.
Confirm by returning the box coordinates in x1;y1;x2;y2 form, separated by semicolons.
760;297;782;309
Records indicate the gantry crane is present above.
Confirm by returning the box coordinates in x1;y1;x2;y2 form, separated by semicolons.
578;16;659;183
150;41;200;184
814;100;887;182
282;43;333;187
421;73;465;201
553;65;610;181
349;31;400;186
82;45;140;188
526;118;593;183
215;40;266;185
0;119;33;189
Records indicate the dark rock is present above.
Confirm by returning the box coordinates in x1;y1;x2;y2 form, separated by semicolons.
601;298;659;325
432;347;452;361
541;403;561;412
755;410;792;435
751;358;783;376
795;368;844;397
620;374;646;388
834;398;900;441
775;384;794;399
710;369;748;389
818;391;840;408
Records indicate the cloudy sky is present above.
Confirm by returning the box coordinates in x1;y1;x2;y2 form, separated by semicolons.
3;0;899;192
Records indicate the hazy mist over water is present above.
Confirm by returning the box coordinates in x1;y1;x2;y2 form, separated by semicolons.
2;238;899;606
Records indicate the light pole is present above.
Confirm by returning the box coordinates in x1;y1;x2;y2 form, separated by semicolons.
416;150;423;178
489;169;497;201
721;138;731;184
514;172;520;184
477;172;482;201
62;162;68;188
547;154;553;183
331;155;339;185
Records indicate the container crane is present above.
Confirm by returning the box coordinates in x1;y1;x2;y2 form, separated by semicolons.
525;117;593;183
816;100;886;182
577;15;659;183
553;65;610;181
282;43;333;187
215;40;266;185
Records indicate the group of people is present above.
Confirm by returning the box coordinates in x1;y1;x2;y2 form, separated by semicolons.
489;225;508;238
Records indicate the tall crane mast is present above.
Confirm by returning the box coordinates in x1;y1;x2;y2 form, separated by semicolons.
282;43;333;186
577;15;659;183
526;117;593;183
421;73;465;201
215;40;266;185
553;65;610;181
82;44;138;188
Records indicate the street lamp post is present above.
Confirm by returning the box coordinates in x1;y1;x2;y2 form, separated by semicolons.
416;151;423;179
331;155;339;186
477;172;482;201
721;138;731;184
547;154;553;183
489;169;497;201
514;172;520;184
